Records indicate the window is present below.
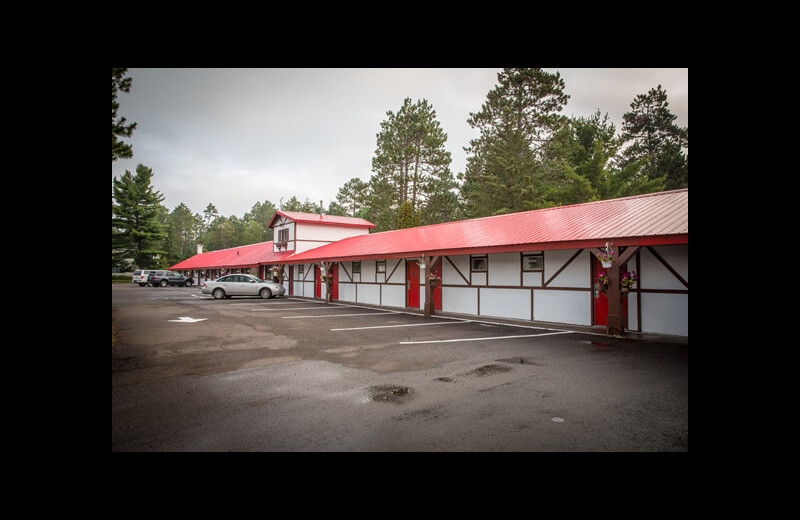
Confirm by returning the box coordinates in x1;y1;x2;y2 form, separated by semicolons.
298;264;305;277
522;254;543;271
352;261;361;274
376;260;386;273
471;256;487;271
278;228;289;243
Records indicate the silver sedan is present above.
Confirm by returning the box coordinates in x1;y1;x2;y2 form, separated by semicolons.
201;274;286;299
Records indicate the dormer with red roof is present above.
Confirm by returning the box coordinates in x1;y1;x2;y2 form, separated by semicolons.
267;210;375;254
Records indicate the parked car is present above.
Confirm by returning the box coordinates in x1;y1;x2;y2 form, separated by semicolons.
201;274;285;299
148;270;195;287
131;270;152;286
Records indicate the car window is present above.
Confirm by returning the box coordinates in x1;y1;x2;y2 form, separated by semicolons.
219;275;234;283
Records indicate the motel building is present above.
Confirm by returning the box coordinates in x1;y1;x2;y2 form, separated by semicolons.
170;189;688;338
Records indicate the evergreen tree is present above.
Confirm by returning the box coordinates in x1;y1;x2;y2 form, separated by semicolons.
541;111;664;206
240;219;266;245
112;164;167;269
397;200;419;229
461;68;569;217
112;68;137;162
244;200;277;241
201;216;240;251
335;177;369;217
364;168;398;232
202;203;219;229
165;203;203;265
619;84;688;189
280;196;320;213
368;97;454;231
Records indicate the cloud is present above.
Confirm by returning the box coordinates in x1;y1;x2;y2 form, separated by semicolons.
112;68;687;218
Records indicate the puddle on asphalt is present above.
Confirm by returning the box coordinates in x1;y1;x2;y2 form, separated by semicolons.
363;385;414;404
432;363;515;384
464;364;513;377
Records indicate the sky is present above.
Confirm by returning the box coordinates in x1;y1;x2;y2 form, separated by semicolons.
111;68;688;219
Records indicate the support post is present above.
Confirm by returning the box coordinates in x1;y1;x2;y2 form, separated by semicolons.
423;256;440;317
591;245;639;337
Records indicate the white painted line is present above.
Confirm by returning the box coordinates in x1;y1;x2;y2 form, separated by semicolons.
399;330;573;344
282;312;393;319
231;300;326;306
331;321;470;331
249;306;327;311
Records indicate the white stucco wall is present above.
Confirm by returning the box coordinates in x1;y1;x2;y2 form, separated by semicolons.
289;244;687;337
480;287;531;321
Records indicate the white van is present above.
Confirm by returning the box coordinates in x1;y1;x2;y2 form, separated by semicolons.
131;270;152;286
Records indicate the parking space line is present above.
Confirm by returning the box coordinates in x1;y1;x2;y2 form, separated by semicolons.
231;300;327;306
249;306;326;311
331;321;470;331
399;330;573;344
282;312;393;319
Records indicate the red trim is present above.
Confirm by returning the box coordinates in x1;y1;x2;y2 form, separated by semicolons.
280;235;688;264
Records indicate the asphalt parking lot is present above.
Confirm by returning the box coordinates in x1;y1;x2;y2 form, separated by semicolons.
111;284;688;451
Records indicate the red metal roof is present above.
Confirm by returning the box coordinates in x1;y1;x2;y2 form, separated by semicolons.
168;241;292;270
267;211;375;229
284;189;688;263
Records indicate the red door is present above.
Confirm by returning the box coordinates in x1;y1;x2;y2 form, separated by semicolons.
314;265;321;298
593;256;627;327
289;265;294;296
407;260;420;308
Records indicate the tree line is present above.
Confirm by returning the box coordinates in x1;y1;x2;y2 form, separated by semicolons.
112;68;687;271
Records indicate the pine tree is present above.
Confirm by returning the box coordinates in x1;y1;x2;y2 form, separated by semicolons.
461;68;569;217
335;177;369;217
540;111;665;206
112;68;137;162
112;164;167;269
166;203;203;265
368;97;455;231
619;85;688;189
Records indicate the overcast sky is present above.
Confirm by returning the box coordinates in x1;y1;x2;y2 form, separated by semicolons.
111;68;688;218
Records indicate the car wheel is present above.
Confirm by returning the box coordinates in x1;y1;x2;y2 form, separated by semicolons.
160;280;168;287
259;288;272;299
213;288;225;300
185;280;193;287
139;283;147;287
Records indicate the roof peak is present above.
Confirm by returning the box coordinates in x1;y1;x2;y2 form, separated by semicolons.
269;210;375;228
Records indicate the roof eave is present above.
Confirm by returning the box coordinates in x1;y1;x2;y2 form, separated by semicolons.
280;234;688;264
